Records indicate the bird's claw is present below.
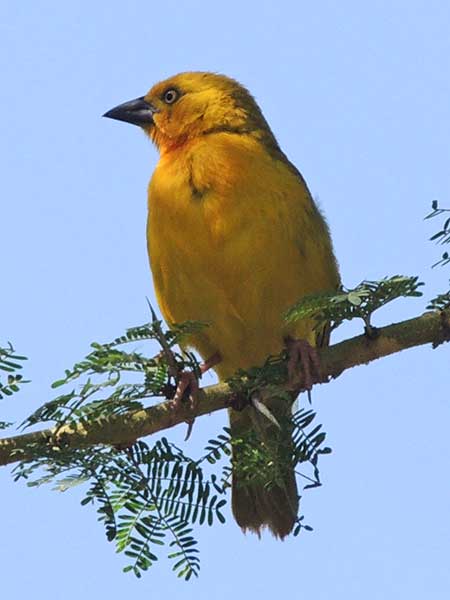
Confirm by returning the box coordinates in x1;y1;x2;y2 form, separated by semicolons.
285;338;321;392
170;371;201;441
171;370;200;412
170;353;221;440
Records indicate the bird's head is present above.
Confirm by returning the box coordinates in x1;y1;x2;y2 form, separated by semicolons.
104;72;277;154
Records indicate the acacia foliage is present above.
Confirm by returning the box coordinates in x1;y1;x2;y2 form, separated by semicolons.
2;203;450;580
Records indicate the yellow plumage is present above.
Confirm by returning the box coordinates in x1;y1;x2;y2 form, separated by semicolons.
105;72;340;538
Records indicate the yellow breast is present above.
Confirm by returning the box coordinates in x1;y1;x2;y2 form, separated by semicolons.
147;133;339;378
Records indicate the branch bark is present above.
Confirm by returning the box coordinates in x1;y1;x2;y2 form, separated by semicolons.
0;310;448;467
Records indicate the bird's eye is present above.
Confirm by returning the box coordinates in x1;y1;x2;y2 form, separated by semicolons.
163;88;179;104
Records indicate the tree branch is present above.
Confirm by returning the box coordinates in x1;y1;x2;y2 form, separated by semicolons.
1;310;448;467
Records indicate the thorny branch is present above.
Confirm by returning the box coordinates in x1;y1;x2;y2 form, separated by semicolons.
0;309;448;467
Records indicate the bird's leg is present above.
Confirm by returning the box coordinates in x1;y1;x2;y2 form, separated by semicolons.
172;352;222;441
284;337;321;393
172;352;222;411
114;354;221;450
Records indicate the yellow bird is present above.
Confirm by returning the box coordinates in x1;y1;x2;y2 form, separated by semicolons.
104;72;340;538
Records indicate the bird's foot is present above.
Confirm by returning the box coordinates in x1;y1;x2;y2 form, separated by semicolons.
171;371;200;412
285;337;321;393
170;352;222;439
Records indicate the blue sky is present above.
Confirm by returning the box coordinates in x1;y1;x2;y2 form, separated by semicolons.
1;1;450;598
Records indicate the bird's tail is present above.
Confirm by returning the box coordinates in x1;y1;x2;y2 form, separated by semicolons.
229;399;299;539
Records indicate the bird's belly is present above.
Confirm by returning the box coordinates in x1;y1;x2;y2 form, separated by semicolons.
149;209;315;378
147;147;337;378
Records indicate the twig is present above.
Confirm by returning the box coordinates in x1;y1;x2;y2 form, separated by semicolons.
0;310;448;467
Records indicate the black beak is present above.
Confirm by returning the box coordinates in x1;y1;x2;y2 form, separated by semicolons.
103;96;157;127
